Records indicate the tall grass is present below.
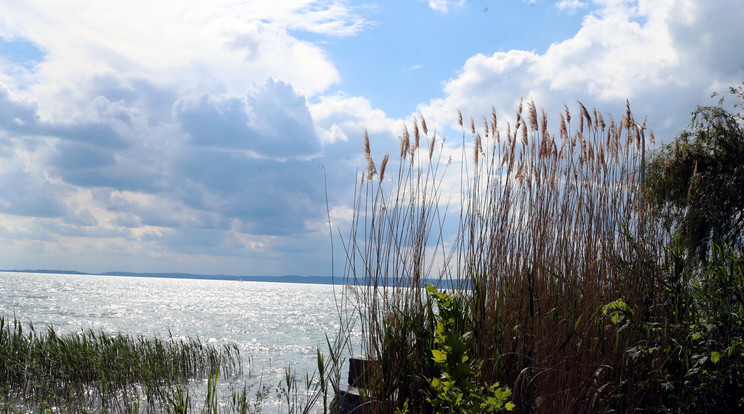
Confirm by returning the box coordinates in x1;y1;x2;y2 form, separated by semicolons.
333;101;666;412
0;316;242;412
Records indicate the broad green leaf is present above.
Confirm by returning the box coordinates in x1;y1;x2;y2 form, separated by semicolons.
711;351;721;364
431;349;447;363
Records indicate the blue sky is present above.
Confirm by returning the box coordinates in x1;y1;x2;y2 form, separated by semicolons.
0;0;742;276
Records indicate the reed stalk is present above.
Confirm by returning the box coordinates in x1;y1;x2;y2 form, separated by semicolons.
334;102;665;413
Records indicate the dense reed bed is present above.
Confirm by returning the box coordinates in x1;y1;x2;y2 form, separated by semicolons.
333;101;670;413
0;316;242;413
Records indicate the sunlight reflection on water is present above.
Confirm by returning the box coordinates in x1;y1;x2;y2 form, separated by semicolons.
0;272;359;412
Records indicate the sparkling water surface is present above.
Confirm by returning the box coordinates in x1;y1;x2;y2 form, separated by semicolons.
0;271;358;412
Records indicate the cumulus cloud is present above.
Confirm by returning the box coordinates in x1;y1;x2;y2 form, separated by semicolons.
0;1;358;110
0;169;68;218
170;149;326;236
0;78;333;271
0;0;363;246
419;0;744;142
311;93;399;144
0;85;38;131
0;0;381;274
0;83;129;149
309;93;402;205
0;0;740;276
176;79;321;159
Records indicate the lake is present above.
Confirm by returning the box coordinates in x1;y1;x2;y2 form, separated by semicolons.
0;271;361;412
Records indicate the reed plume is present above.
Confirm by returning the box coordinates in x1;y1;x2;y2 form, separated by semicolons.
336;101;663;413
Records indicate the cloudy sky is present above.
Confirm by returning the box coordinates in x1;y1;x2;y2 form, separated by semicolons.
0;0;742;276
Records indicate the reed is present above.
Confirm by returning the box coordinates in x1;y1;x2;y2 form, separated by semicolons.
333;101;666;413
0;316;243;412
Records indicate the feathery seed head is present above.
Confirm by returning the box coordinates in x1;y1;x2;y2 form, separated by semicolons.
474;132;481;165
401;125;410;159
364;130;377;179
540;109;548;138
559;113;568;140
625;99;633;129
593;108;599;130
379;153;389;182
364;129;371;157
578;101;591;131
529;99;538;131
414;122;420;150
429;131;436;160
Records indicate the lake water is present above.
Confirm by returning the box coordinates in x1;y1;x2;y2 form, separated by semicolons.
0;271;361;412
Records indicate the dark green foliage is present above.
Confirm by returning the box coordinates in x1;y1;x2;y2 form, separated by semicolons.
609;240;744;413
646;84;744;259
426;285;514;413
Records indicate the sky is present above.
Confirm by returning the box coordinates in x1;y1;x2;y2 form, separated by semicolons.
0;0;742;276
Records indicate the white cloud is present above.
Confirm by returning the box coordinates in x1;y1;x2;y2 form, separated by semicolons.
556;0;587;14
419;0;744;142
0;1;374;261
427;0;466;13
0;0;363;114
1;0;741;276
311;93;399;145
0;0;388;275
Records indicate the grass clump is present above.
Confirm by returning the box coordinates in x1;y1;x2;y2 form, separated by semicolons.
330;100;672;413
329;96;744;412
0;316;242;412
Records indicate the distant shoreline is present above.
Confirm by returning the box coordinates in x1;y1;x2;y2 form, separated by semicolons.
0;269;337;285
0;269;460;288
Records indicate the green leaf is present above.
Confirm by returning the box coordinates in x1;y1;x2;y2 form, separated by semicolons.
432;349;447;363
711;351;721;364
506;401;516;411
